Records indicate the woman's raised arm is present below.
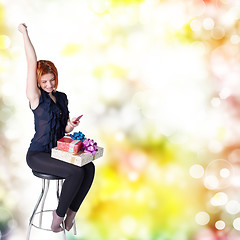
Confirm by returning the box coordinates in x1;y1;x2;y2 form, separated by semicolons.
18;23;40;108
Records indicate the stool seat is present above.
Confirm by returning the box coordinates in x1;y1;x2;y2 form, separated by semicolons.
32;170;64;180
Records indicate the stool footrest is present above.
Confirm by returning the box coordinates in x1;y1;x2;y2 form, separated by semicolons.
30;210;59;232
31;224;53;232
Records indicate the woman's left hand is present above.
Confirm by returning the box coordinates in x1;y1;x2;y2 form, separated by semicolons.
68;117;80;128
65;117;81;133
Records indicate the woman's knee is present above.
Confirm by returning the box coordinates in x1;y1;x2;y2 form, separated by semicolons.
67;166;85;180
84;162;95;176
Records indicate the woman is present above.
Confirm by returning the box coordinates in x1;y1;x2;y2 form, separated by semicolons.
18;23;95;233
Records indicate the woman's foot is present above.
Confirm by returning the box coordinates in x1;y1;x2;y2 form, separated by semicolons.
51;210;64;233
64;208;77;231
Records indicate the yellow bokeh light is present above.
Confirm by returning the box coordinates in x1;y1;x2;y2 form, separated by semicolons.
0;35;10;49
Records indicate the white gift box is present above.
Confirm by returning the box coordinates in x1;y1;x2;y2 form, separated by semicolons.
51;146;104;167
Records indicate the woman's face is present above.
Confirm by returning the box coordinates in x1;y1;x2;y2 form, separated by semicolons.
40;73;56;93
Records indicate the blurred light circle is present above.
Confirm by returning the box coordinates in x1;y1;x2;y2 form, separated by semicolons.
120;216;137;235
189;164;204;179
230;34;240;44
211;27;225;40
204;175;219;190
4;128;19;140
233;218;240;231
128;172;138;181
203;17;215;30
228;149;240;164
195;211;210;225
220;168;230;178
129;152;147;171
210;192;228;206
215;220;225;230
226;200;240;215
190;19;202;32
204;159;233;189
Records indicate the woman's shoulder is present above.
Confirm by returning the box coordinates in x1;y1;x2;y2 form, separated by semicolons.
55;90;68;104
55;90;67;98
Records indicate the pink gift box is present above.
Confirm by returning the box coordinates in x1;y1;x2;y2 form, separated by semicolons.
57;135;82;154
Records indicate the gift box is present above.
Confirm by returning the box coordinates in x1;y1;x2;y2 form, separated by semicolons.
57;135;82;154
51;146;104;167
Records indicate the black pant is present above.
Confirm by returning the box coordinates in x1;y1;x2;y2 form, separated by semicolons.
26;150;95;217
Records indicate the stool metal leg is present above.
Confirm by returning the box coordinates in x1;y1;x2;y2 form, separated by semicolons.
26;179;46;240
73;219;77;235
39;179;50;228
56;179;61;200
62;221;67;240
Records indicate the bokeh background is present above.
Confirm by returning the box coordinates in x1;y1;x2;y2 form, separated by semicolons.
1;0;240;239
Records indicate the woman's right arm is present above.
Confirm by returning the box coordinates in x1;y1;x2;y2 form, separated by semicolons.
18;23;40;109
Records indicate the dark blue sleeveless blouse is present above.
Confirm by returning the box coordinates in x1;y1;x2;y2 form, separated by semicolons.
28;88;69;153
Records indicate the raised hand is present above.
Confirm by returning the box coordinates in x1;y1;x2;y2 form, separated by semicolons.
18;22;39;109
18;23;27;34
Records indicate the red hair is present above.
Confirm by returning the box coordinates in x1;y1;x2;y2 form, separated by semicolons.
37;60;58;91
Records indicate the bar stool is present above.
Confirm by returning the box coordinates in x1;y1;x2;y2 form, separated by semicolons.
26;170;77;240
